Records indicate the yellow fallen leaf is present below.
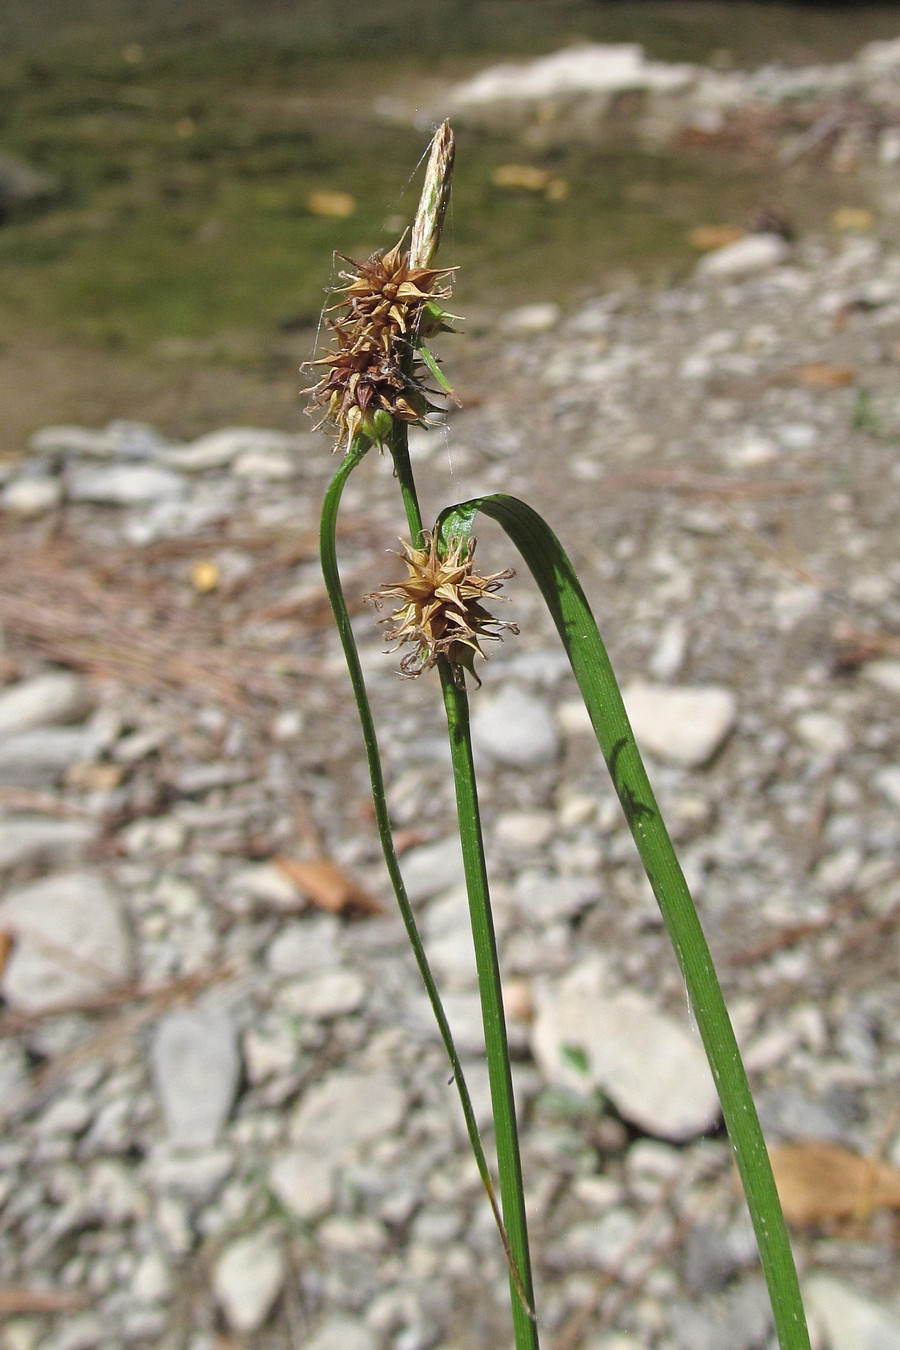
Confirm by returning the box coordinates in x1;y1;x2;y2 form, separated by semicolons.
274;856;383;917
307;190;356;218
545;177;569;201
831;207;874;233
689;224;745;251
191;559;220;593
0;931;13;985
794;362;856;389
491;164;552;192
769;1142;900;1226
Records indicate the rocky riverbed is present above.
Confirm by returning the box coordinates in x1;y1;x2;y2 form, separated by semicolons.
1;223;899;1350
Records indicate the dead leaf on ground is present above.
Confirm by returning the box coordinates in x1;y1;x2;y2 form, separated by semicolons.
274;856;383;917
491;164;552;191
688;224;745;251
0;931;13;985
0;1287;91;1314
769;1141;900;1226
786;363;856;389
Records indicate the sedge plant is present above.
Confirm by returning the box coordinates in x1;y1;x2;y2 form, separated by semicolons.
311;122;810;1350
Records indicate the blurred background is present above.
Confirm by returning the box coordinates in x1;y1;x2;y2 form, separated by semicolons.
4;0;900;447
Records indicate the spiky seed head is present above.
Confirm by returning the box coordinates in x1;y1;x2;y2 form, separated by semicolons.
303;233;456;450
367;531;518;686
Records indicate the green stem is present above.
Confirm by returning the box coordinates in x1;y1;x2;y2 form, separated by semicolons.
390;428;539;1347
440;662;538;1350
319;437;514;1281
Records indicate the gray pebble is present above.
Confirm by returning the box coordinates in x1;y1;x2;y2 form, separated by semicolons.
149;1007;241;1148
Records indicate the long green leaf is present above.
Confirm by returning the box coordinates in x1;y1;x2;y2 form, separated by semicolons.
318;440;529;1313
437;493;810;1350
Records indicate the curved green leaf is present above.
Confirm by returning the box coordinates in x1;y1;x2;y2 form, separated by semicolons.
438;493;810;1350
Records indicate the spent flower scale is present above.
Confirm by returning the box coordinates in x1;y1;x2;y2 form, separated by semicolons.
367;530;518;686
303;232;456;449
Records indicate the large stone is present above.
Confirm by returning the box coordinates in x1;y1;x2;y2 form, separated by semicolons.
149;1007;241;1148
1;476;63;516
532;960;720;1140
400;836;465;905
269;1149;334;1221
450;43;695;108
290;1070;407;1161
278;968;366;1019
0;815;100;871
0;871;132;1012
0;725;106;788
695;233;791;281
212;1227;285;1334
622;681;736;768
0;672;93;740
305;1318;378;1350
471;684;561;767
805;1274;900;1350
66;463;185;505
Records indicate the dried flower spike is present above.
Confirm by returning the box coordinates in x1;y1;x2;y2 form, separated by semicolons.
303;233;456;449
367;531;518;686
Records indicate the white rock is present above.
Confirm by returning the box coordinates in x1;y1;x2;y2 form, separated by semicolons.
131;1250;172;1304
695;233;790;282
622;681;736;768
501;303;562;335
805;1274;900;1350
400;835;465;904
227;860;301;908
231;449;296;480
494;810;556;850
874;766;900;808
290;1070;407;1161
1;476;62;515
305;1317;378;1350
213;1227;285;1334
0;815;100;870
243;1024;298;1083
147;1146;234;1201
66;463;185;504
149;1007;241;1148
0;671;93;738
278;968;366;1018
648;617;688;681
513;870;597;923
532;961;720;1139
162;427;304;472
270;1148;334;1220
451;43;695;107
266;915;340;975
864;659;900;697
0;725;105;787
795;711;850;756
471;684;561;767
30;424;120;457
0;871;132;1012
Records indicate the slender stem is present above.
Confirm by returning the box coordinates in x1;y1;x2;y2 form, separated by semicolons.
440;663;539;1350
384;124;538;1343
319;438;513;1265
389;423;538;1344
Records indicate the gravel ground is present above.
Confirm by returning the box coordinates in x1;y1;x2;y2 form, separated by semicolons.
0;224;899;1350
